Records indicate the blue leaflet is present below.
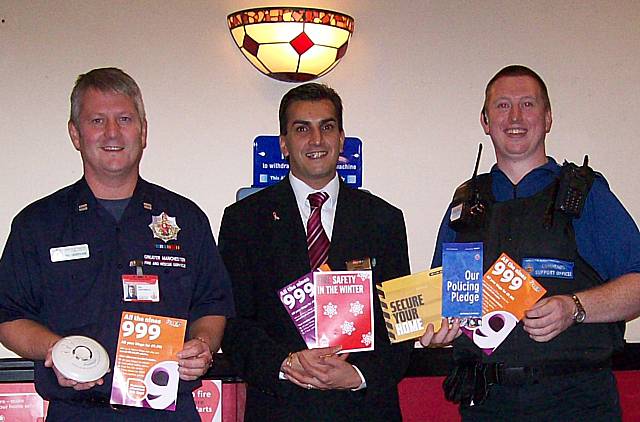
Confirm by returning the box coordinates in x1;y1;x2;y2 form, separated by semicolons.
442;242;483;317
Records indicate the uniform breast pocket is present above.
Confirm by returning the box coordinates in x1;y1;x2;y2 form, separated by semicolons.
46;255;103;292
153;267;194;318
43;251;105;331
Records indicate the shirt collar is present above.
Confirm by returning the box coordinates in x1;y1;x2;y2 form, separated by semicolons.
490;156;559;175
73;176;152;215
490;156;561;200
289;173;339;210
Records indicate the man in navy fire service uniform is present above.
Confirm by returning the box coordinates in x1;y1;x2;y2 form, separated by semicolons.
420;65;640;421
0;68;234;421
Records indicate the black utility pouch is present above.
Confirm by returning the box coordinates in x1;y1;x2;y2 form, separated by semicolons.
443;360;491;406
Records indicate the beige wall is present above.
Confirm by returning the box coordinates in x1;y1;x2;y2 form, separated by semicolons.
1;0;639;358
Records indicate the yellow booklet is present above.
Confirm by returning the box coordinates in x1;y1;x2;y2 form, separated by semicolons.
377;268;443;343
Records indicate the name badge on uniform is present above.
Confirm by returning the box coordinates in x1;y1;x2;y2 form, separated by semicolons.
50;244;89;262
521;258;574;279
122;274;160;302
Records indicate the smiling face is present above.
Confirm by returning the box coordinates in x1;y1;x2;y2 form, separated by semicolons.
68;88;147;193
279;99;345;189
482;75;552;169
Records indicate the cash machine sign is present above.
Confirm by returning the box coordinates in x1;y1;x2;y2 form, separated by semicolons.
149;212;181;243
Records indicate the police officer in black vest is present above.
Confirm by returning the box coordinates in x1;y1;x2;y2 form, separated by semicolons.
421;65;640;421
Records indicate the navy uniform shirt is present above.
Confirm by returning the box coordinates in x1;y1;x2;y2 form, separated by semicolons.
0;177;234;402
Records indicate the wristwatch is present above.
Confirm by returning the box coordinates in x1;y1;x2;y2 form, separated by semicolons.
571;294;586;323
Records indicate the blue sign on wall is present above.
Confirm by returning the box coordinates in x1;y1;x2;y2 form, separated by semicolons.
252;135;362;188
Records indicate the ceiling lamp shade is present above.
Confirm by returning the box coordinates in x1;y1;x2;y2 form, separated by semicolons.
227;7;355;83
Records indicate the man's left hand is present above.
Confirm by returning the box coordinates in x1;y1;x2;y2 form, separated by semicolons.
297;348;360;390
523;295;575;342
177;338;213;381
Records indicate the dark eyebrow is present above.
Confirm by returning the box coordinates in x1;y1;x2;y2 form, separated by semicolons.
320;118;337;125
494;95;538;102
291;117;337;126
291;119;310;126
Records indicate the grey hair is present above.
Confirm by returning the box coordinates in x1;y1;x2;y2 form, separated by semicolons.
70;67;145;127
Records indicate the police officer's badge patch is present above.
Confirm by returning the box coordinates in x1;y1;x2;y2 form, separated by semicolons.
149;212;181;242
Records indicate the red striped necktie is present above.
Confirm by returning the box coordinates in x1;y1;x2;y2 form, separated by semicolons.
307;192;330;270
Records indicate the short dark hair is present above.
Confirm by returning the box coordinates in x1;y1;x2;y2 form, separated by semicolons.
279;83;343;135
70;67;145;127
483;65;551;115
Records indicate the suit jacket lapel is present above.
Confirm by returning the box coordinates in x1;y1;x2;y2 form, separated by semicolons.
269;179;311;275
328;182;359;271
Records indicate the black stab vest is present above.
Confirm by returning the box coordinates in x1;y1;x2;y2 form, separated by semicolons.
451;175;624;366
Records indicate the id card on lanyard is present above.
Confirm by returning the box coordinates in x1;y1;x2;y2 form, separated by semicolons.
122;274;159;302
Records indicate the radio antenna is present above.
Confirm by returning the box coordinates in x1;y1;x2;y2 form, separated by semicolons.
472;143;483;179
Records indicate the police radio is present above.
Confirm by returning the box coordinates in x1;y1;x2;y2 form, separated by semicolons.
554;155;594;218
449;144;488;231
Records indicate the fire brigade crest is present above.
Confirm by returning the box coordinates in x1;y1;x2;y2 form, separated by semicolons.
149;212;180;242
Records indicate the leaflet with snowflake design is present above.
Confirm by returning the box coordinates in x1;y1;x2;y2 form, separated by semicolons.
314;271;374;352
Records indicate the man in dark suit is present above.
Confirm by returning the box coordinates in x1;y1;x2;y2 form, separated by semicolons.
218;83;412;421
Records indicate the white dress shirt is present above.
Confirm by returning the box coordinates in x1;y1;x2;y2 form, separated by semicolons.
289;172;339;239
